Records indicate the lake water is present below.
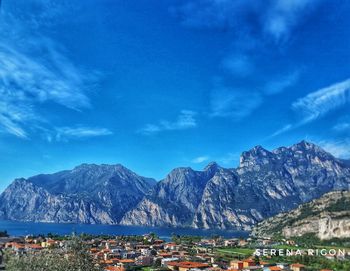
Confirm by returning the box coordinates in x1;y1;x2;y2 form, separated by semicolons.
0;220;249;240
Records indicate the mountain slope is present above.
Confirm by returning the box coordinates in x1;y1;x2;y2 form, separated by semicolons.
1;141;349;229
120;163;220;227
122;141;350;230
251;190;350;240
0;164;156;224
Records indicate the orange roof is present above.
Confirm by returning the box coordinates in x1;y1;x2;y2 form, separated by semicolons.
27;244;43;249
119;259;135;263
291;263;305;267
243;259;255;263
269;267;282;271
13;243;25;249
320;269;333;271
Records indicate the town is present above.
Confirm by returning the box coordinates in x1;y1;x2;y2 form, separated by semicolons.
0;233;349;271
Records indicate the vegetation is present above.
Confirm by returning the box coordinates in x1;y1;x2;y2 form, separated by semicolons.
171;234;201;245
324;198;350;212
0;230;9;237
4;235;102;271
291;233;350;248
260;255;350;271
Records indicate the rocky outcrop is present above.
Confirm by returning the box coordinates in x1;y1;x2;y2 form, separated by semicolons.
0;164;156;224
252;190;350;240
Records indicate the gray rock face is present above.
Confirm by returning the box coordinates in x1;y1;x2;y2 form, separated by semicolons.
1;141;350;229
121;164;219;227
121;141;350;230
0;164;156;224
252;190;350;240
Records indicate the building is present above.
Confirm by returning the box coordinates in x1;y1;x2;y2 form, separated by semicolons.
290;263;305;271
230;260;244;270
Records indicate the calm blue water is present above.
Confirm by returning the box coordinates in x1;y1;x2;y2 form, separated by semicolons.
0;220;249;240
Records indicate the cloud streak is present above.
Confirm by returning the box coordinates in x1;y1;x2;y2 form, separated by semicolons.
292;78;350;124
54;126;113;142
210;83;262;119
264;71;300;95
171;0;323;41
139;110;197;135
270;78;350;138
0;1;108;140
0;41;94;138
191;156;210;164
317;139;350;159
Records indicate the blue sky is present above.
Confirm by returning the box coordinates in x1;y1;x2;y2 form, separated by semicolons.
0;0;350;191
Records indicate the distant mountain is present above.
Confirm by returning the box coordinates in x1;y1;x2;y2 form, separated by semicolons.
121;141;350;230
251;190;350;240
0;164;156;224
120;163;219;227
1;141;350;229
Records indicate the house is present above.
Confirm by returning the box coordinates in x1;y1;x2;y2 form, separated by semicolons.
162;257;180;267
242;259;256;268
118;258;135;268
290;263;305;271
230;260;243;270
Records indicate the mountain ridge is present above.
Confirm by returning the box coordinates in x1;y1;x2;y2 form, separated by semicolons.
1;140;349;230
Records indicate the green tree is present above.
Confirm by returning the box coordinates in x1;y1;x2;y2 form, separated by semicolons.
5;235;102;271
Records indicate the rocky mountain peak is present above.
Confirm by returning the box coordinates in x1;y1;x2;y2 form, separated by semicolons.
204;162;220;174
239;145;273;168
291;140;320;151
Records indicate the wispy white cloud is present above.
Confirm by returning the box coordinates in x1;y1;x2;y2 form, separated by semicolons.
191;156;210;164
317;139;350;159
171;0;323;41
53;126;113;142
333;122;350;132
269;124;293;138
222;54;254;77
0;2;105;140
292;78;350;124
139;110;197;135
210;85;262;119
264;0;322;41
264;71;300;95
269;78;350;138
0;41;95;138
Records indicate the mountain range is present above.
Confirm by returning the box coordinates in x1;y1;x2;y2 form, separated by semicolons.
0;141;349;230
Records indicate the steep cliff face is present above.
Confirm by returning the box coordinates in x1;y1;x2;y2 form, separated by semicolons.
1;141;350;229
120;164;219;227
122;141;350;230
0;164;156;224
252;190;350;240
